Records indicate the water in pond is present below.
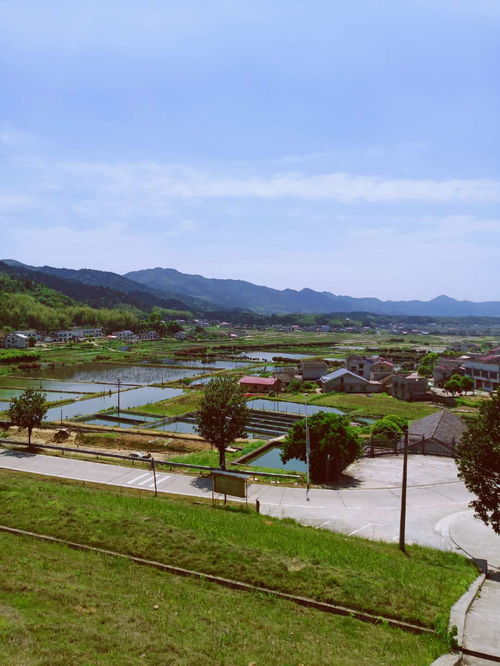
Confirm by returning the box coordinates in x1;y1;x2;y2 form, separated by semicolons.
0;401;10;412
44;386;184;421
153;420;199;434
151;419;264;439
83;418;140;429
29;363;208;385
157;358;253;369
0;378;110;393
237;352;313;362
0;389;89;403
248;399;344;416
247;446;307;472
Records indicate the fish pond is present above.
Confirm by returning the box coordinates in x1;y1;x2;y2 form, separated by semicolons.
27;363;209;385
44;386;184;421
243;446;307;473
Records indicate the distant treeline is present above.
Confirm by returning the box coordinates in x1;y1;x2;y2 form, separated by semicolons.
204;309;500;328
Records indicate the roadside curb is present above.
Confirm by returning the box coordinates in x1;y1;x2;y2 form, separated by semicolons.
430;654;461;666
430;571;487;666
449;573;487;647
0;523;434;636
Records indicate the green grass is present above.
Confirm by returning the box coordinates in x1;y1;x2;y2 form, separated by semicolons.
0;533;446;665
0;471;476;630
134;390;203;417
167;440;264;467
166;441;304;476
280;392;439;420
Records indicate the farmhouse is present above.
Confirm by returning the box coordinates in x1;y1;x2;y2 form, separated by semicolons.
300;360;328;380
238;376;282;393
4;332;29;349
320;368;381;393
392;373;428;401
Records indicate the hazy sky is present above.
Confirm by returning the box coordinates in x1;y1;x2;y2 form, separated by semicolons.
1;1;499;300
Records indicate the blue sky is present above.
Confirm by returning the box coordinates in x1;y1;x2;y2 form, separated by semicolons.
1;0;499;301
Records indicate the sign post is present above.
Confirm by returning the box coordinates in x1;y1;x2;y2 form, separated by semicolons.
212;471;249;507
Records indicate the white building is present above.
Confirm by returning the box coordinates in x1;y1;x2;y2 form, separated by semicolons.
4;333;30;349
55;327;103;342
111;330;137;341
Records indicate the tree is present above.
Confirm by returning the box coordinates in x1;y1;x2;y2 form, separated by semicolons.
8;387;48;447
371;416;403;442
444;378;461;396
195;377;248;470
282;412;362;484
456;389;500;534
461;375;474;394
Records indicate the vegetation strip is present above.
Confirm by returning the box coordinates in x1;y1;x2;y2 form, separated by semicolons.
0;523;434;635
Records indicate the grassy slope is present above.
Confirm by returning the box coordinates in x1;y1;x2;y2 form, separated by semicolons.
0;533;445;666
0;471;476;630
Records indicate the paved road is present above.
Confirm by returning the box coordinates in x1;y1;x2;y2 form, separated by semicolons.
1;447;497;561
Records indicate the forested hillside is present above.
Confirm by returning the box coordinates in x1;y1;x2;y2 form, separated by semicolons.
0;272;141;332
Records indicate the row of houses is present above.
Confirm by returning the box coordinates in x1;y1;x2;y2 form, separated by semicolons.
433;347;500;394
1;327;162;348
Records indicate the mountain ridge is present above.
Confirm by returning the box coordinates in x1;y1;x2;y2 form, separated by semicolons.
3;260;500;317
124;266;500;316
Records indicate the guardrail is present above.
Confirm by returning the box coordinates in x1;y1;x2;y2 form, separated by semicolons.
0;439;302;480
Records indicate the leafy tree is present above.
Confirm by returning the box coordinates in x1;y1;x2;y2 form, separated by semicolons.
164;321;182;336
195;377;248;470
8;387;48;447
417;364;433;378
457;390;500;534
383;414;409;429
282;412;362;483
371;417;403;442
461;375;474;394
445;378;461;396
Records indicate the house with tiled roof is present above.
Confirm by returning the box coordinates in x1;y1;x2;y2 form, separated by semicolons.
408;410;466;448
320;368;381;393
239;376;282;393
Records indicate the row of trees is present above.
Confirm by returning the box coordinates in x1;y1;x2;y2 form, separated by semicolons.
444;374;474;395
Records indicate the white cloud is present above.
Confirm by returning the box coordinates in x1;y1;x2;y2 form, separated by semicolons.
56;160;500;203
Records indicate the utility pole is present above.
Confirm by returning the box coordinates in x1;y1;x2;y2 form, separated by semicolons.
399;429;409;553
117;378;121;418
151;457;158;497
304;394;310;501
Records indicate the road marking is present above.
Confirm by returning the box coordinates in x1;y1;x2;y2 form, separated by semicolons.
147;475;170;488
127;472;151;485
138;474;155;486
348;522;373;536
316;520;332;529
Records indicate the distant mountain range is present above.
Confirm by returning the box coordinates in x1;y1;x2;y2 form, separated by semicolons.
3;259;500;317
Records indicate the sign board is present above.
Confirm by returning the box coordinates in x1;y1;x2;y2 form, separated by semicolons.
212;471;248;499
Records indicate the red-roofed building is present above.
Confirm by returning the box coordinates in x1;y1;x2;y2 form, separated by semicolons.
239;376;282;393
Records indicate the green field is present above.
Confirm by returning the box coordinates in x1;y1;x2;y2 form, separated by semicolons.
0;471;476;632
281;392;439;420
0;532;447;665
